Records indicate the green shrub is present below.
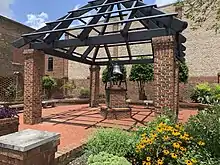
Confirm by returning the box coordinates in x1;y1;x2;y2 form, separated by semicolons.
85;128;134;157
190;83;212;104
79;87;90;98
211;84;220;103
42;76;57;99
185;105;220;157
87;152;131;165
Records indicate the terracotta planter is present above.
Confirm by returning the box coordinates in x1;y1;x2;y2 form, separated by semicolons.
0;117;19;136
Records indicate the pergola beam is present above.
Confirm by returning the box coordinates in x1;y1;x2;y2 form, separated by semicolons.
99;40;152;47
30;28;176;49
95;58;154;65
68;0;136;13
23;13;177;38
96;54;153;60
136;1;188;32
43;49;93;65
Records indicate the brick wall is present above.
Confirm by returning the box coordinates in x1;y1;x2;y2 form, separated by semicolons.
0;15;34;77
45;56;68;79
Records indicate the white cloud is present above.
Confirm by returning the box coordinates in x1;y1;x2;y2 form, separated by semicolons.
73;4;80;10
155;0;177;6
0;0;14;18
25;12;49;29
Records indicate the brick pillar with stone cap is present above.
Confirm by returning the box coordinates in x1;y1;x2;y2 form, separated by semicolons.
23;49;45;125
89;65;100;107
152;36;179;114
0;129;60;165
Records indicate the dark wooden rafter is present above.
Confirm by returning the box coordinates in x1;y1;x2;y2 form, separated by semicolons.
45;3;156;25
120;0;138;36
78;0;114;41
96;54;153;60
78;18;101;34
43;2;101;44
83;3;114;61
116;3;124;22
96;58;154;65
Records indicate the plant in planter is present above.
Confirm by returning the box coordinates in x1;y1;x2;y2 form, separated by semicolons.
42;75;57;100
0;107;19;136
79;87;90;99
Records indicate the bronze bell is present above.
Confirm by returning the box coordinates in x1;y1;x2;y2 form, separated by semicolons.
112;63;123;75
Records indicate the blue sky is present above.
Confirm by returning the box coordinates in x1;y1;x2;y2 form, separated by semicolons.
0;0;176;29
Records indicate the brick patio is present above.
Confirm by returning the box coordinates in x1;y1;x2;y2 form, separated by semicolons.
19;104;197;151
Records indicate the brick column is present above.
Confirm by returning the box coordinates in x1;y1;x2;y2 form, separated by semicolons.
23;49;45;125
89;65;100;107
152;36;179;114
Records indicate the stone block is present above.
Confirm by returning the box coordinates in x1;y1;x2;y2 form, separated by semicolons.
0;129;60;165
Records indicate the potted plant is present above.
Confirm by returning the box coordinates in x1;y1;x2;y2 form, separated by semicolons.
0;106;19;136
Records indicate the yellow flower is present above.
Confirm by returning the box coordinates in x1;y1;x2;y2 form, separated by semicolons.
172;130;180;136
157;159;163;165
141;133;147;137
166;126;173;131
184;133;189;137
173;142;180;149
185;160;193;165
146;157;151;161
156;127;163;133
150;133;157;138
163;150;169;155
163;135;169;141
148;139;153;145
198;141;205;146
180;147;187;152
170;153;177;159
191;158;197;163
143;161;151;165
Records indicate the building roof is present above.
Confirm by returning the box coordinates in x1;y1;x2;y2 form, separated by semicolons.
0;15;35;31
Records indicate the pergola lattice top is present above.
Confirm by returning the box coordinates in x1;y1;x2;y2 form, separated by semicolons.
13;0;188;65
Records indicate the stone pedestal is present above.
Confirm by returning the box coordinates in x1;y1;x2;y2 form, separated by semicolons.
152;36;179;114
89;65;100;107
101;87;131;119
23;49;45;125
0;129;60;165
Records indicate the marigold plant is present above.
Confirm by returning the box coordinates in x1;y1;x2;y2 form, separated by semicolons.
135;122;206;165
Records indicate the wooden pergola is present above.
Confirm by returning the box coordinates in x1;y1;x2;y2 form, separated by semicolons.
13;0;187;125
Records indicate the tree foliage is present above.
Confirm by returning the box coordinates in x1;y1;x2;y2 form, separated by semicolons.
42;75;57;99
182;0;220;33
129;62;153;100
129;60;188;100
179;61;189;83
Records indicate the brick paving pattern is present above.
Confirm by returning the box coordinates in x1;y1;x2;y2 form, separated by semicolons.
19;104;197;151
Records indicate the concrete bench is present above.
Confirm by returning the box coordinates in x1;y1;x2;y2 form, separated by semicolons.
42;100;58;108
144;100;154;108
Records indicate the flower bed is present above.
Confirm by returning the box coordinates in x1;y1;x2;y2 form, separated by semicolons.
82;107;220;165
0;117;19;136
0;107;19;136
